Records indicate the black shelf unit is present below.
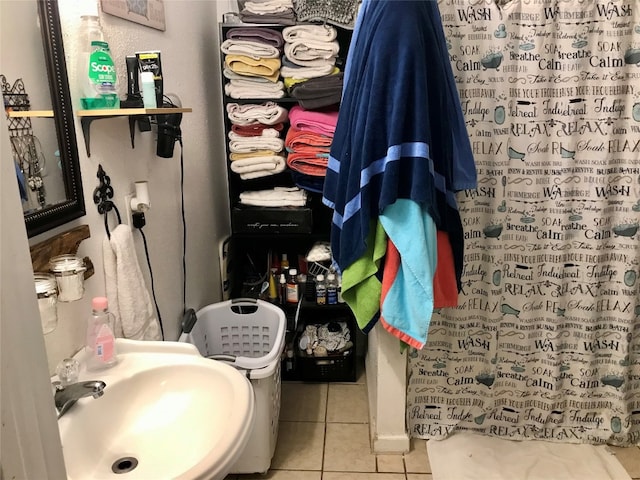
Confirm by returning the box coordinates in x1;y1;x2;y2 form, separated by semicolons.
219;21;357;382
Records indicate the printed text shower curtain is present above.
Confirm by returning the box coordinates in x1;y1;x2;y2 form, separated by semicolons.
408;0;640;445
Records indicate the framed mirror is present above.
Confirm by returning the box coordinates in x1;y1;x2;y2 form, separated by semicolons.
1;0;85;238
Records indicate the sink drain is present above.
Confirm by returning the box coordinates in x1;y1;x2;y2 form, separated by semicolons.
112;457;138;474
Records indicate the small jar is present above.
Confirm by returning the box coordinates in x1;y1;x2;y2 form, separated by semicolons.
49;254;87;302
34;273;58;334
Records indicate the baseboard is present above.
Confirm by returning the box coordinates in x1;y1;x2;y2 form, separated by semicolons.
371;433;411;454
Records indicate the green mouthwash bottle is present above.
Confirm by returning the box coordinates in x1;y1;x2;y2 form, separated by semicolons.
77;13;119;109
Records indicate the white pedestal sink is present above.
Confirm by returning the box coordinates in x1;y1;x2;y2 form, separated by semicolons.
56;339;255;480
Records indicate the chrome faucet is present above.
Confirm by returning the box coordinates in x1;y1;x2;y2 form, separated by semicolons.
53;380;106;419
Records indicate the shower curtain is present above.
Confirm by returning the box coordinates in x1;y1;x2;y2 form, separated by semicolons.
408;0;640;446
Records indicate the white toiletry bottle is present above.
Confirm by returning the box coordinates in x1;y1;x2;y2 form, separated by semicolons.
315;274;326;305
77;11;119;109
86;297;118;370
326;273;338;305
140;71;157;109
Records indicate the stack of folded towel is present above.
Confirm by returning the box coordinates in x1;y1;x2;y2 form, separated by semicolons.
238;0;296;25
222;27;286;99
226;102;289;180
285;105;339;192
281;25;343;109
239;186;307;207
289;72;343;110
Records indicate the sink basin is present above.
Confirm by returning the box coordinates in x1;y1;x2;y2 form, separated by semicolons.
57;339;255;480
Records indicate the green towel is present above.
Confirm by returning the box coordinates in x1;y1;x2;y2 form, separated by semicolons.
341;220;387;331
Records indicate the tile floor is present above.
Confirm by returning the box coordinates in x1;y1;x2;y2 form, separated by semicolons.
227;362;640;480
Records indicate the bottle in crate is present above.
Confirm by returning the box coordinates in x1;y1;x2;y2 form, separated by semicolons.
286;268;299;303
281;253;290;273
279;273;287;305
315;274;327;305
326;273;338;305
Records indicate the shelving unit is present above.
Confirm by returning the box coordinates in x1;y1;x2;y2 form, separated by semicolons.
76;107;193;156
219;22;357;382
7;110;54;118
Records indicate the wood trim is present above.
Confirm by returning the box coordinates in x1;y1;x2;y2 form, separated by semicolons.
29;224;94;279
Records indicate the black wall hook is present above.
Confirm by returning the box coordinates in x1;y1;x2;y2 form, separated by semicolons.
93;164;121;237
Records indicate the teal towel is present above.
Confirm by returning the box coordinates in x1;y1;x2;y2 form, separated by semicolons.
379;199;437;349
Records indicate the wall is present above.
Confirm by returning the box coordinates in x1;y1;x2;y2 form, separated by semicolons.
1;109;67;479
29;0;230;374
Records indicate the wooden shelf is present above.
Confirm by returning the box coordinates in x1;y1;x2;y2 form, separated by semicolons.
7;110;54;118
76;107;192;116
30;224;94;281
76;107;192;156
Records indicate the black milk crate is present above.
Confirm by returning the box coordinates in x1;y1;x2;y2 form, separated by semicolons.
295;324;356;382
232;205;312;234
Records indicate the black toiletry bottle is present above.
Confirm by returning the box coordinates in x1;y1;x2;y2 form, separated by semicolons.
121;55;151;131
124;55;141;105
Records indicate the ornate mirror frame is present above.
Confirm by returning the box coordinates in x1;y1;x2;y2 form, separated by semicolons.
26;0;85;237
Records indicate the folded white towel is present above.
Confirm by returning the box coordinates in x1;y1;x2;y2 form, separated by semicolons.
240;186;307;206
227;77;284;89
229;136;284;153
221;39;280;59
284;40;339;67
225;81;286;99
226;102;289;125
102;225;161;341
283;24;337;43
230;155;286;179
230;151;279;160
244;0;293;14
240;197;307;206
228;129;281;140
223;67;272;83
281;63;335;79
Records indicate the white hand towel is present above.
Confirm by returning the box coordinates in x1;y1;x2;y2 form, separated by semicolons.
240;186;307;206
103;225;161;340
102;236;124;337
281;63;335;80
283;24;338;43
225;80;286;99
220;39;281;59
244;0;293;14
230;155;286;179
228;129;281;140
229;136;284;153
223;67;272;83
284;40;339;66
226;102;289;125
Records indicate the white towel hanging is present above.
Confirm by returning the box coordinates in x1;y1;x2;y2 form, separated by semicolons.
103;224;161;341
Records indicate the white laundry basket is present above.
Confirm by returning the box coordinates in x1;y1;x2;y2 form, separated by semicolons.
178;298;286;474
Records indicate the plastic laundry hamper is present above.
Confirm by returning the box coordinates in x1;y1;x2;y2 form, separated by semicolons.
178;298;286;474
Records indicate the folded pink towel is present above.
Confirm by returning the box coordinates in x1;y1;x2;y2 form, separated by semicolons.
285;126;333;150
288;105;338;136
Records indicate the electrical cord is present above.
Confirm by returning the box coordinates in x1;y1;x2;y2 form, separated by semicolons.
136;223;165;340
179;136;187;315
163;92;187;315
